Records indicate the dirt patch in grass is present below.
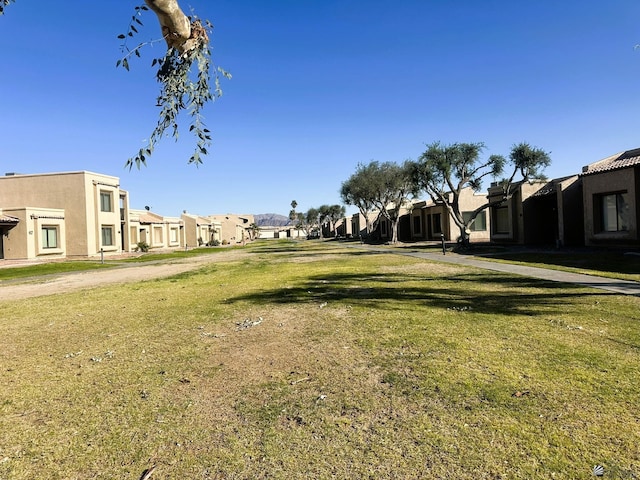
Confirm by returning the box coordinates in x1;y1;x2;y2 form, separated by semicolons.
0;250;251;302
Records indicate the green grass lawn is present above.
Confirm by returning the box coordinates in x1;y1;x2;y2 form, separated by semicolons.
0;261;114;282
0;247;229;283
477;251;640;282
117;246;232;263
1;240;639;478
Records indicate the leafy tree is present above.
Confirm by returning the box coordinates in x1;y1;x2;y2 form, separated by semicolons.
0;1;14;14
289;200;314;237
289;200;299;225
2;0;229;168
356;161;414;244
304;207;320;238
318;204;346;238
247;222;260;241
340;163;377;238
409;141;551;245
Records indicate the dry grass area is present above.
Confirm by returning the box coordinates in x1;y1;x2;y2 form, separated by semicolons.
1;240;639;479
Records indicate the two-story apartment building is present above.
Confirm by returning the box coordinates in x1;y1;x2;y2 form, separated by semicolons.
0;171;131;260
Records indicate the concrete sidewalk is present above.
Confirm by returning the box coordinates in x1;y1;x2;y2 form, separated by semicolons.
355;246;640;297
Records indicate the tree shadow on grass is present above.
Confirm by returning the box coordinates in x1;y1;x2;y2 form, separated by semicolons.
225;271;617;317
248;246;383;258
481;251;640;278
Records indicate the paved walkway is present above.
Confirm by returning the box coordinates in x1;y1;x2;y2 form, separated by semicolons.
355;246;640;297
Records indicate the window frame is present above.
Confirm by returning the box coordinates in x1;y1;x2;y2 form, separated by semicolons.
153;226;164;244
101;225;115;247
41;225;58;249
597;192;629;233
493;206;510;234
462;211;487;232
100;191;113;213
412;215;422;235
432;213;442;235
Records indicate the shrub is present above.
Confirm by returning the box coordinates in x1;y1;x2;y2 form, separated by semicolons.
134;241;150;253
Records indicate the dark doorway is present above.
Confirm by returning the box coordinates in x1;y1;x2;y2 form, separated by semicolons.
523;193;558;245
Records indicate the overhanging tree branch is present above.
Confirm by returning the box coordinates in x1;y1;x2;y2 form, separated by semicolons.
116;3;231;169
3;0;230;168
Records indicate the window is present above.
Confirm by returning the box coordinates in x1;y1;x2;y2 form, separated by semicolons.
42;226;58;249
154;226;163;244
462;211;487;232
381;220;387;235
100;191;113;212
170;228;179;243
432;214;442;234
599;192;629;232
493;207;509;234
413;215;422;235
101;226;114;246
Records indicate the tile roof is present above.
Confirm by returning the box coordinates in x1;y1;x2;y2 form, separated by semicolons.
581;148;640;175
137;212;164;224
0;214;19;224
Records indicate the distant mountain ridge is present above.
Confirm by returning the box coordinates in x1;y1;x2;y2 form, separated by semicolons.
254;213;291;227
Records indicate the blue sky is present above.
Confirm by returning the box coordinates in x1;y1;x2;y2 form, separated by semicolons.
1;1;639;217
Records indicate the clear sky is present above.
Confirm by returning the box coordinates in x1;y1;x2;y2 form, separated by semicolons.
1;1;639;217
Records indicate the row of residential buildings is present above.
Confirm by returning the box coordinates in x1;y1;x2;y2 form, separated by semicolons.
336;148;640;250
0;171;255;260
0;148;639;260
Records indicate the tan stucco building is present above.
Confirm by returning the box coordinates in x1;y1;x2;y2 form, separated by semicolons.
409;188;491;243
0;171;131;260
207;214;254;244
487;176;583;247
181;213;221;247
581;149;640;248
128;209;184;251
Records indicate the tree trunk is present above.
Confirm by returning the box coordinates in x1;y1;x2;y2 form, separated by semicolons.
390;218;399;244
145;0;206;54
459;225;470;247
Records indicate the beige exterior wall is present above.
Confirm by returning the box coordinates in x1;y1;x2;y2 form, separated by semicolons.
0;171;130;258
208;214;254;244
335;217;352;237
488;178;583;246
211;222;222;244
349;212;379;240
377;204;411;241
488;181;542;244
407;189;491;243
257;226;305;239
583;168;639;247
0;207;66;260
162;216;183;249
181;213;221;246
129;210;184;251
